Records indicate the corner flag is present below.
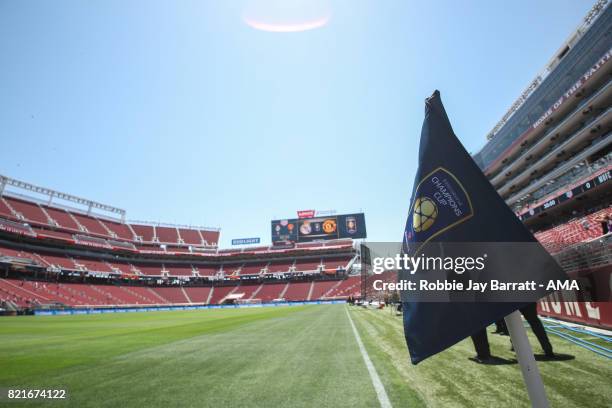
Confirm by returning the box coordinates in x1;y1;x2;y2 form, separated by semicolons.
401;91;568;365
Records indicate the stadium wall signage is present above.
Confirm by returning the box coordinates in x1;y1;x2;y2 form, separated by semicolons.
33;300;346;316
297;210;315;219
538;293;612;328
0;220;36;237
231;237;261;245
531;48;611;131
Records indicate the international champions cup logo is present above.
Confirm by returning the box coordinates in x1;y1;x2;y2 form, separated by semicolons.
413;197;438;232
404;167;474;253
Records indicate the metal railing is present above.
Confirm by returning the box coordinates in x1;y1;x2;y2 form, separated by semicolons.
553;234;612;273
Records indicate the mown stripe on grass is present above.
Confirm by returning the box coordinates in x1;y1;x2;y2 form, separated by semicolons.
0;306;307;383
3;305;382;408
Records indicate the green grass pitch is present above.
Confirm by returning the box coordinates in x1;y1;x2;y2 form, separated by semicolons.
0;305;610;407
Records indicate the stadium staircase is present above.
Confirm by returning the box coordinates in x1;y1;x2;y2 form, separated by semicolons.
38;204;59;227
176;228;184;245
28;281;85;305
32;253;51;267
147;288;169;304
1;278;51;303
327;276;361;298
3;299;18;312
161;264;169;277
249;284;263;300
104;260;122;275
126;223;138;240
278;282;290;300
1;197;22;220
129;264;142;275
148;287;189;304
119;286;154;304
221;285;241;303
182;287;212;303
67;211;87;233
181;287;192;304
321;280;343;298
97;219;116;238
151;225;159;243
307;281;314;301
345;255;359;272
196;229;205;245
205;287;214;304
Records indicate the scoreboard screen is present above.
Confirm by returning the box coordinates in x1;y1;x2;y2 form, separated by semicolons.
271;213;366;243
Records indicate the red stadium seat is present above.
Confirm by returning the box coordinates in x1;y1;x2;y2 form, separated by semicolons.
183;287;212;303
0;198;17;219
252;282;288;302
293;259;322;272
101;220;135;241
4;197;52;226
70;213;110;237
155;226;180;244
208;286;239;304
310;280;340;300
324;276;361;299
43;207;82;231
178;228;202;245
535;208;610;252
283;281;312;301
130;224;156;242
239;263;266;275
151;287;190;304
267;261;292;273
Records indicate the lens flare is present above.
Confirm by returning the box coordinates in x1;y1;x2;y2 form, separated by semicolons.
242;0;332;33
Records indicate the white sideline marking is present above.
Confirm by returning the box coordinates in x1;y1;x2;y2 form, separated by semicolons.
345;308;392;408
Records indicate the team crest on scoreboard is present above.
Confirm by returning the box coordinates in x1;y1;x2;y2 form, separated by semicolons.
404;167;473;252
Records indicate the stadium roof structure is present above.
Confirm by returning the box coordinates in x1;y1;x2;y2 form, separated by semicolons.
0;174;126;221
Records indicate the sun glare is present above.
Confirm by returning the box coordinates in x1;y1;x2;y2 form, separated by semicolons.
242;0;332;33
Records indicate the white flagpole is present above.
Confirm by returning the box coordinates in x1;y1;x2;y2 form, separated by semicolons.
505;310;550;408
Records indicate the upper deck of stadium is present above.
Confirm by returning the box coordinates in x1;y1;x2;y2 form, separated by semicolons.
471;0;611;224
474;0;611;174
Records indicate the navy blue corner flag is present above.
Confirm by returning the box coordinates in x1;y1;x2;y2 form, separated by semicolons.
401;91;567;364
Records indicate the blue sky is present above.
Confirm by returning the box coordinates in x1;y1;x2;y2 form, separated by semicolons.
0;0;595;246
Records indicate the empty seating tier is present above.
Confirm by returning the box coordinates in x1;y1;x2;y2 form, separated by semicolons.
130;224;155;242
179;228;202;245
71;214;109;237
310;280;340;299
43;207;81;231
183;287;212;303
102;220;135;240
535;208;610;252
4;197;50;226
284;282;312;301
254;283;287;302
208;286;237;304
156;226;179;244
231;284;262;301
293;259;322;272
151;287;190;304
